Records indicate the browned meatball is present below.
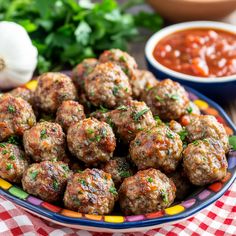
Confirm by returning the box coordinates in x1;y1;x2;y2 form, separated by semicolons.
168;169;192;200
0;143;28;183
169;120;183;134
142;79;190;120
56;100;85;131
63;168;118;214
67;118;116;165
108;100;156;143
185;115;229;152
85;62;132;108
22;161;71;202
23;121;66;162
119;168;176;215
0;94;36;141
99;49;137;80
130;70;158;99
130;124;183;173
8;87;34;105
72;58;98;92
34;72;77;113
102;157;133;187
183;138;228;186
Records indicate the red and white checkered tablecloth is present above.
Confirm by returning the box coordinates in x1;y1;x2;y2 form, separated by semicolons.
0;182;236;236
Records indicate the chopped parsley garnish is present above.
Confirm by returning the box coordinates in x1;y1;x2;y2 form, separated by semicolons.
99;105;108;113
0;143;6;148
53;179;59;190
116;105;128;111
155;95;164;102
122;68;129;75
178;128;188;141
90;135;102;142
106;116;114;128
147;177;153;183
166;132;174;139
9;155;16;160
40;129;47;139
133;108;149;122
119;55;126;62
192;140;199;146
6;163;13;170
7;135;21;145
169;94;179;100
2;150;8;155
229;136;236;151
112;86;120;96
109;186;117;195
119;171;131;178
86;128;94;134
186;106;193;114
29;170;38;180
8;105;15;113
79;179;87;186
160;189;168;204
61;164;70;172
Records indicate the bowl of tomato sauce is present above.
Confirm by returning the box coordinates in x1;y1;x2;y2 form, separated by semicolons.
145;21;236;101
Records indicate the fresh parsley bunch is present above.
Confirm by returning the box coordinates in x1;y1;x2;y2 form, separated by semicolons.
0;0;163;73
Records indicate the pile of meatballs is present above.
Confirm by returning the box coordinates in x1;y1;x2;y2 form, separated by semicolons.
0;49;230;216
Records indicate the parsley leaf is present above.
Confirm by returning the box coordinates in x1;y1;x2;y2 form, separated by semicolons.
133;108;149;122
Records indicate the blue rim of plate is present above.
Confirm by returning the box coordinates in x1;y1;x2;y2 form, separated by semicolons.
0;85;235;230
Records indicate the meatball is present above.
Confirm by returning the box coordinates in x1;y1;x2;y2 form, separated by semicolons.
67;118;116;165
130;70;158;99
72;58;98;92
99;49;137;80
142;79;189;120
22;161;71;202
168;169;192;200
34;72;77;113
0;94;36;141
56;100;85;131
169;120;183;134
119;168;176;215
185;115;229;152
8;87;33;105
63;168;118;214
102;157;133;187
23;121;66;162
109;100;156;143
130;124;183;173
0;143;28;183
85;62;132;108
183;138;228;186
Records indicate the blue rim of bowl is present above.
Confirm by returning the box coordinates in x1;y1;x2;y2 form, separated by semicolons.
0;86;236;230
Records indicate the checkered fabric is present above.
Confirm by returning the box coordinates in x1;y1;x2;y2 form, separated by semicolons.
0;182;235;236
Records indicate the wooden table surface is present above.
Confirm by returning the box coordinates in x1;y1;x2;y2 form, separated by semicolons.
126;4;236;124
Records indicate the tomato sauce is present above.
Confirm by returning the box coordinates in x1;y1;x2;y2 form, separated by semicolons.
153;28;236;77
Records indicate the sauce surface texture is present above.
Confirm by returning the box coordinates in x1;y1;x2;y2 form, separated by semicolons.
153;28;236;77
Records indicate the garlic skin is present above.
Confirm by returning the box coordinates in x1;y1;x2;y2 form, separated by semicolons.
0;21;38;89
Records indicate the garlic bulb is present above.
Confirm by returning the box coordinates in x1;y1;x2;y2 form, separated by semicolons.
0;21;38;89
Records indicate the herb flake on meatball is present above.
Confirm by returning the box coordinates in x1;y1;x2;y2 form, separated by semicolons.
63;168;118;214
119;168;176;215
67;118;116;165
